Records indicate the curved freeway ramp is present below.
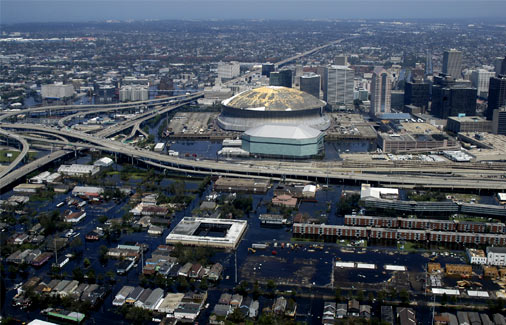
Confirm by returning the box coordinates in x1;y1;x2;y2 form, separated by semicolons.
0;129;30;179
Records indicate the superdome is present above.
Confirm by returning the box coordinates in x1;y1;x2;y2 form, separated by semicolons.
218;86;330;131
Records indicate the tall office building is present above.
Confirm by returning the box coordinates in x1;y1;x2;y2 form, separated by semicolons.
325;65;354;108
334;55;348;66
431;74;476;119
317;66;327;93
262;63;275;77
404;81;430;110
493;57;504;75
486;75;506;119
471;69;495;98
501;57;506;75
442;49;463;79
492;106;506;135
299;73;321;99
425;49;433;76
269;69;292;88
217;62;240;81
370;67;391;116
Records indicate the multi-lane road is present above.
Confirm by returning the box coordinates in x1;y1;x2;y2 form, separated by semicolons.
1;36;505;192
2;122;506;191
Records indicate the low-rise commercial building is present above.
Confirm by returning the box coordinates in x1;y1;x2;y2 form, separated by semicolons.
58;164;99;177
166;217;247;249
377;132;457;153
466;249;487;264
446;116;491;133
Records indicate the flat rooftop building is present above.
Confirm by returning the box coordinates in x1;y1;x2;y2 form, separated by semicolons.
446;116;491;133
166;217;247;249
214;177;270;193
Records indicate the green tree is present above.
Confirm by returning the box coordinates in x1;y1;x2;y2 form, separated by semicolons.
228;307;245;323
72;268;84;282
83;258;91;268
399;289;410;304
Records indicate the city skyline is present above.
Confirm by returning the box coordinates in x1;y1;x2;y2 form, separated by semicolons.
2;0;506;24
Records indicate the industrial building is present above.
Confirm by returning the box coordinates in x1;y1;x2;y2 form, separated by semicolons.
241;124;324;159
165;217;247;249
446;116;492;133
217;86;330;131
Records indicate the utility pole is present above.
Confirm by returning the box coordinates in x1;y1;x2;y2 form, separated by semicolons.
235;250;238;284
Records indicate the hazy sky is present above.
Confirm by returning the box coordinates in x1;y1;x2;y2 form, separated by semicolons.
2;0;506;24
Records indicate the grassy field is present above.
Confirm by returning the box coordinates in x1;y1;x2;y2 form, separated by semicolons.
0;150;20;163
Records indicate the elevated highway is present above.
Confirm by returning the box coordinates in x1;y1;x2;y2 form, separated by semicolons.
0;92;202;123
0;129;30;179
2;123;506;192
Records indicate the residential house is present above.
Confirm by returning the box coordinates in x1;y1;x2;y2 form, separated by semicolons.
157;293;184;314
348;299;360;316
126;287;144;305
480;314;493;325
273;297;287;315
381;306;394;325
360;305;372;319
457;311;470;325
178;262;193;277
113;286;135;306
218;293;232;305
323;302;336;324
213;304;232;317
144;288;164;310
230;294;243;308
397;307;416;325
336;303;348;319
174;302;201;321
249;300;259;318
208;263;223;281
134;288;152;308
189;263;203;278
